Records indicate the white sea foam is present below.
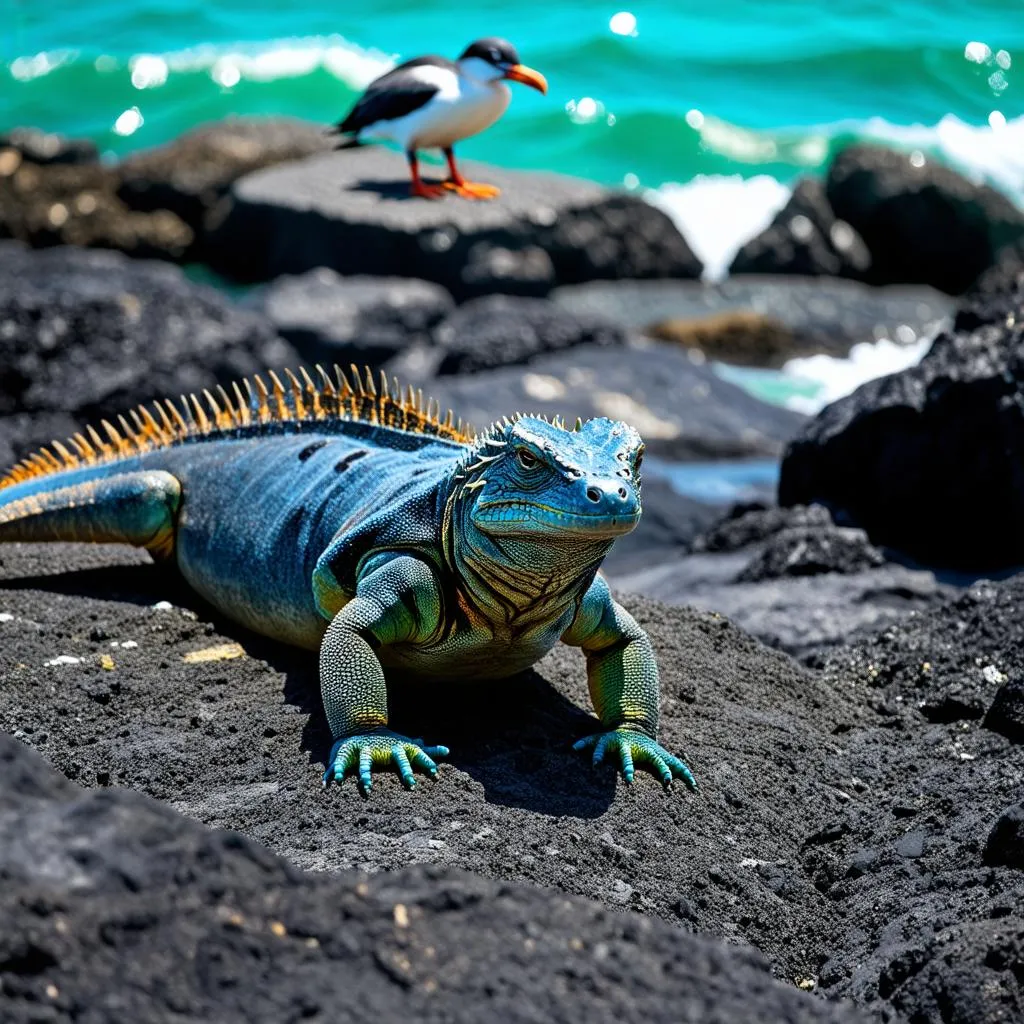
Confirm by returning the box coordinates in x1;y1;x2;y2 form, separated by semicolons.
645;175;791;282
644;110;1024;286
822;112;1024;205
782;337;933;415
158;35;393;89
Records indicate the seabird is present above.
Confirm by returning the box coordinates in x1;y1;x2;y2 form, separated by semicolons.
336;37;548;200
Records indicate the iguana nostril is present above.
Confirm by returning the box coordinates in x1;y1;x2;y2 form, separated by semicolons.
586;486;601;503
617;487;628;500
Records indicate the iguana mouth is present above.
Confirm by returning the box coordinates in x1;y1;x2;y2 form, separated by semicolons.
473;500;640;539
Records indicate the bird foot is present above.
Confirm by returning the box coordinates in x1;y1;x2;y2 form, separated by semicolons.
410;181;447;200
444;179;501;200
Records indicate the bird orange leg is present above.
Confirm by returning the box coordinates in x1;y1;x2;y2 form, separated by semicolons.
443;148;501;200
407;151;446;200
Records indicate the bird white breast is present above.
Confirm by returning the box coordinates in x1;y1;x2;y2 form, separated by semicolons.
362;65;511;151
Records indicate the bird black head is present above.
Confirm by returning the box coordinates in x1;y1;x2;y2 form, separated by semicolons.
457;37;548;94
458;37;521;68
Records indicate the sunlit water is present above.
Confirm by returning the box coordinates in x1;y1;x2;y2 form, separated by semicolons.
5;0;1022;272
2;1;1010;489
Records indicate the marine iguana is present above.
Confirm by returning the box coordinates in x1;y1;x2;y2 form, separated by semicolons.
0;366;696;794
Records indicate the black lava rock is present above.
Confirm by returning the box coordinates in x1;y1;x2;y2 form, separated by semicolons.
118;116;334;238
825;144;1024;294
736;525;884;582
434;295;625;374
247;268;454;368
730;179;871;281
693;503;832;554
0;127;99;165
204;146;702;299
984;803;1024;868
984;678;1024;744
0;734;863;1024
779;274;1024;570
0;242;296;464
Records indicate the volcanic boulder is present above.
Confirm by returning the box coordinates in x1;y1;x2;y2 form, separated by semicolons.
729;179;871;281
779;269;1024;569
825;143;1024;294
203;146;703;298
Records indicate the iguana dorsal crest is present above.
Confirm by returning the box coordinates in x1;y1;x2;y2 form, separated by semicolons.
0;364;472;491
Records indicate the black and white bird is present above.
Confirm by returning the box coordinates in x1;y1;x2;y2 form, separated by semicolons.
335;37;548;200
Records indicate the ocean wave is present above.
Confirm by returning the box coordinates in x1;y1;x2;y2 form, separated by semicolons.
5;28;1021;213
157;35;394;89
645;176;791;281
782;337;933;415
840;113;1024;201
639;110;1024;278
712;334;935;416
5;35;394;90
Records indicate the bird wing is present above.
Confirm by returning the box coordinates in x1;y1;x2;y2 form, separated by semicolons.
337;58;456;135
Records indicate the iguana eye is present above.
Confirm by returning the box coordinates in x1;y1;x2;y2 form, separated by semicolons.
634;447;645;473
516;448;539;470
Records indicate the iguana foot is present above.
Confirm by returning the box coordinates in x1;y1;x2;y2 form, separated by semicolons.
574;728;696;790
323;728;449;793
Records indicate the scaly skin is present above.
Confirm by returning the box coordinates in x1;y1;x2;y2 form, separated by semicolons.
0;368;696;795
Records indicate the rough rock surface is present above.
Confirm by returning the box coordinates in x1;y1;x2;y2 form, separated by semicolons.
984;803;1024;869
693;503;835;554
968;242;1024;304
0;544;1022;1023
0;152;192;260
984;678;1024;744
736;525;885;583
825;144;1024;294
729;179;871;281
423;340;805;460
694;504;888;583
553;277;952;365
611;552;950;659
779;270;1024;569
0;243;296;466
612;503;945;657
118;116;335;238
811;579;1024;1021
0;128;99;166
246;268;454;368
203;147;703;298
1;736;864;1024
434;294;625;375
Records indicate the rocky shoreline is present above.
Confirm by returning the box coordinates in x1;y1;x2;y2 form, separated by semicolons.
2;118;1024;1022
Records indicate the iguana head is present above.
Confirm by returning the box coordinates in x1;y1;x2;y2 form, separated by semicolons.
456;415;644;541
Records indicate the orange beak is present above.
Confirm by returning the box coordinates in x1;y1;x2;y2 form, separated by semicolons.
503;63;548;94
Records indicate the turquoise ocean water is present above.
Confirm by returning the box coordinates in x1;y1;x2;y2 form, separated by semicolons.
4;1;1020;196
2;1;1021;424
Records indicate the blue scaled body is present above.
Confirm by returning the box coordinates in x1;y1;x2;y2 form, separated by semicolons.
0;367;697;794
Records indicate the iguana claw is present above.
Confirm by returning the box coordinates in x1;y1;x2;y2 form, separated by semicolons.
574;728;696;790
323;728;449;793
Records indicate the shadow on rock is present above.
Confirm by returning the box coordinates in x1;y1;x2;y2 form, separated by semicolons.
277;651;618;818
349;177;428;200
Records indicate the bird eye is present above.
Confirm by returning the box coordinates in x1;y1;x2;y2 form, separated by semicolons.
516;448;539;470
490;48;501;62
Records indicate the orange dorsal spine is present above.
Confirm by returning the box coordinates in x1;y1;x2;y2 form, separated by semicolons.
0;364;472;491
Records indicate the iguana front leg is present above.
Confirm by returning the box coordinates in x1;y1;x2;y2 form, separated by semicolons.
315;553;448;793
562;576;696;790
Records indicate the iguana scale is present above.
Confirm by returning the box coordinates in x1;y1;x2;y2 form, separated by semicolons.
0;365;695;793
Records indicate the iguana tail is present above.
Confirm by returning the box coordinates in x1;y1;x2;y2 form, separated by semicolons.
0;464;181;559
